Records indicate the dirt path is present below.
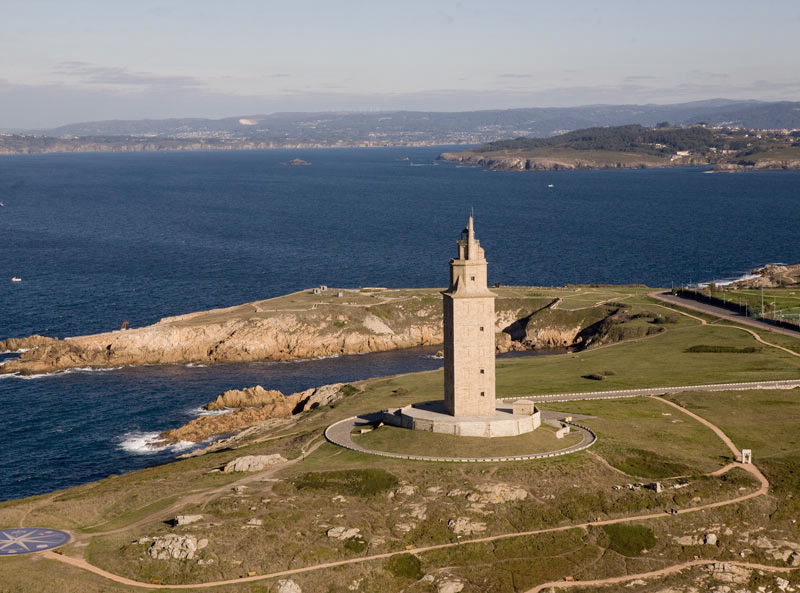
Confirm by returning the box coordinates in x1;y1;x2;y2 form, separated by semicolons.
524;559;795;593
39;399;778;590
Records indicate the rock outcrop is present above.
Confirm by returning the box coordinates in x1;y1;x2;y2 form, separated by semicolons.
160;382;355;443
448;517;487;535
223;454;287;472
729;264;800;288
148;534;208;560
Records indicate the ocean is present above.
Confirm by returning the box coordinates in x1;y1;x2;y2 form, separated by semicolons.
1;146;799;501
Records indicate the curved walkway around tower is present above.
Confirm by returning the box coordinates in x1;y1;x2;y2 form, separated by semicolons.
324;411;597;462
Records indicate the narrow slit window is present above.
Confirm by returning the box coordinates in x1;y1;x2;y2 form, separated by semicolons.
480;369;485;374
480;391;485;396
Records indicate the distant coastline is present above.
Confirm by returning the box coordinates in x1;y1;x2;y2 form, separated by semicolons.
438;124;800;173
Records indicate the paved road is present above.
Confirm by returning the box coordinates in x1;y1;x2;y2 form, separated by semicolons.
651;291;800;339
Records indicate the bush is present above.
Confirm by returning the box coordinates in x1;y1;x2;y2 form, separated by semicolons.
385;553;423;580
684;345;759;353
603;524;656;556
293;468;399;496
583;373;606;381
340;384;360;397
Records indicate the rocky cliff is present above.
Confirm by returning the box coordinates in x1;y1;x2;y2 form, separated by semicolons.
0;287;623;376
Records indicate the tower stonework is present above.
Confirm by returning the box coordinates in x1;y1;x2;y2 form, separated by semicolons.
443;216;496;416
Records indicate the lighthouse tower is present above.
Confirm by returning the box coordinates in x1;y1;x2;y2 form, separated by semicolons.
442;216;496;416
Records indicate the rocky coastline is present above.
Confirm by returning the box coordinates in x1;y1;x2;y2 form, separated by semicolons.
437;151;678;172
0;287;608;377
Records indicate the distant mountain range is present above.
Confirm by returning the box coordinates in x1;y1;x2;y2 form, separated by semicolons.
2;99;799;155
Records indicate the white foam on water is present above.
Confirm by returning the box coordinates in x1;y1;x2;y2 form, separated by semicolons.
0;348;29;354
185;363;208;368
190;406;234;417
7;366;126;379
118;431;196;455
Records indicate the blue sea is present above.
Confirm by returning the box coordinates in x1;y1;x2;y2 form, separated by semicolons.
1;147;799;502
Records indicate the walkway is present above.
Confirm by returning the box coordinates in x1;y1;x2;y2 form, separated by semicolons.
651;291;800;340
324;411;596;462
504;378;800;404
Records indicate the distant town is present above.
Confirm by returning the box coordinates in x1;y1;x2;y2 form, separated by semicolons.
2;99;799;155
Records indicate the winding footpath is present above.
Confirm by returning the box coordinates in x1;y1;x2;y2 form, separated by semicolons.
33;393;791;591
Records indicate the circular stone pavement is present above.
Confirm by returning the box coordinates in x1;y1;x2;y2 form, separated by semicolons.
0;528;71;555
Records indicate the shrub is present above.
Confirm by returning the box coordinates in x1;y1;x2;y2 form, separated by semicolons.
340;384;359;397
293;468;399;496
385;553;422;580
684;345;759;353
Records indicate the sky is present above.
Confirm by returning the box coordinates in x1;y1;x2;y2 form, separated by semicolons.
1;0;799;129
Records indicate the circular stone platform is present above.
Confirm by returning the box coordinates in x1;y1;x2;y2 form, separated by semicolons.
0;528;71;555
325;411;596;463
383;400;540;438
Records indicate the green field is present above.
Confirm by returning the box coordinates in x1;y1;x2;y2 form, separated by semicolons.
1;285;799;592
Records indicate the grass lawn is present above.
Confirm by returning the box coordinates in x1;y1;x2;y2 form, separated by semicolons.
354;423;583;458
550;397;731;477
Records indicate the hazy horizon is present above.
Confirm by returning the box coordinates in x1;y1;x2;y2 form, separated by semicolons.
3;0;799;129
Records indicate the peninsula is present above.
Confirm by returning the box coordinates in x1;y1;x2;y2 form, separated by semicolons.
0;285;649;377
438;124;800;172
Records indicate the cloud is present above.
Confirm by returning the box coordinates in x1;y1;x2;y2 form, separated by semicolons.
2;73;799;130
54;61;204;90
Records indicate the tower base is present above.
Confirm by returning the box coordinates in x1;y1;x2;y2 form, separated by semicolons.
381;400;541;438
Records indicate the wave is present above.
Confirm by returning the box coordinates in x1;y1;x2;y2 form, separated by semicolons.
185;363;208;368
698;273;760;288
2;366;125;380
0;348;30;355
189;406;234;417
425;354;444;360
117;431;196;455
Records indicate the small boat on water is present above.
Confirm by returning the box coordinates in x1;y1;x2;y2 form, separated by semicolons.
11;277;22;282
547;184;555;188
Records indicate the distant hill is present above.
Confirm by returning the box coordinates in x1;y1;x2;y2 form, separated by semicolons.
2;100;799;156
439;124;800;172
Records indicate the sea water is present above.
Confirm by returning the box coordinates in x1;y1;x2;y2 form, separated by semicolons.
1;147;799;501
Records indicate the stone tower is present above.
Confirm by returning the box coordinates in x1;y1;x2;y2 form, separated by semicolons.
442;216;496;416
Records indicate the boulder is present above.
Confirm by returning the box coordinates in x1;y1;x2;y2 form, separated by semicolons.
788;551;800;567
438;579;465;593
174;514;203;526
448;517;487;535
467;483;528;504
205;386;288;411
148;534;208;560
223;454;287;473
395;484;418;496
327;526;360;540
704;533;718;545
276;579;302;593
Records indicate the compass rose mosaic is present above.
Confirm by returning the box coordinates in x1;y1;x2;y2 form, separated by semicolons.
0;528;71;555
